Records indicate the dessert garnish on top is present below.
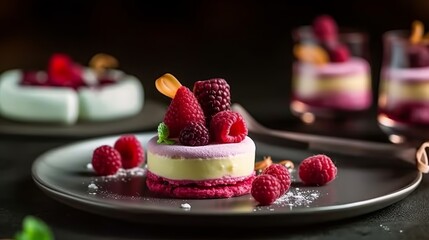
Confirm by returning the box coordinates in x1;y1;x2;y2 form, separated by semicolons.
21;53;121;89
155;73;247;146
293;15;350;65
406;20;429;68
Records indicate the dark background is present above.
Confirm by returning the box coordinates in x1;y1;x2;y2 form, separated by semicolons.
0;0;427;119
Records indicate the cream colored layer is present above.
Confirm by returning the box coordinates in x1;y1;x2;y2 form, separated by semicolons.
147;151;255;180
293;74;371;97
380;79;429;101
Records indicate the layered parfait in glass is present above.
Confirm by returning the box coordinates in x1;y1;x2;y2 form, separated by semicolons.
291;15;372;122
378;21;429;143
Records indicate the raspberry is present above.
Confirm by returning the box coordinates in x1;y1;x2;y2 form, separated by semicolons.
313;15;338;42
262;163;291;196
299;154;337;186
91;145;122;176
114;135;145;169
408;45;429;68
210;111;248;143
193;78;231;123
329;44;350;62
164;86;206;137
21;71;49;86
179;122;210;146
47;53;84;89
251;174;281;205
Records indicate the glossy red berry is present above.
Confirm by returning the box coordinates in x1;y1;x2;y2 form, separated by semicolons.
114;135;145;169
299;154;337;186
263;164;292;196
164;86;206;138
251;174;282;205
91;145;122;176
329;44;350;62
313;15;338;42
210;111;247;143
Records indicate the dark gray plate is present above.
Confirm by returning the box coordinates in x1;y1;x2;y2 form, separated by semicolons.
32;133;422;227
0;100;166;138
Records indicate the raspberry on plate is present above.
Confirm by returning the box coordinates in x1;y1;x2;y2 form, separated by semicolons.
251;174;281;205
114;135;145;169
299;154;337;186
179;122;210;146
262;163;292;196
164;86;206;138
210;110;248;143
193;78;231;123
92;145;122;176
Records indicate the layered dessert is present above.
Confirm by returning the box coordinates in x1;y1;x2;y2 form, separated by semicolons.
379;21;429;126
0;53;144;124
291;15;372;117
145;74;256;198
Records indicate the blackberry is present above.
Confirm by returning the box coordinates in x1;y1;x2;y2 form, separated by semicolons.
179;122;210;146
193;78;231;123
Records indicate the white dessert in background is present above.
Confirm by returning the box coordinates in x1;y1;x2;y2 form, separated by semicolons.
292;58;372;110
0;61;144;125
0;70;79;125
79;74;144;121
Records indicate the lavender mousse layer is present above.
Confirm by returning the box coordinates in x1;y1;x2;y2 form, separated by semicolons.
293;57;372;110
146;136;256;181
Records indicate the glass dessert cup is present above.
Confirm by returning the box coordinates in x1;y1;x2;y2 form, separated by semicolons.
290;18;372;123
378;27;429;144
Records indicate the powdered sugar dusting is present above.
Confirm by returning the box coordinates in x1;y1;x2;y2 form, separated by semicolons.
274;188;320;209
254;187;321;211
99;167;146;180
86;163;93;170
180;203;191;210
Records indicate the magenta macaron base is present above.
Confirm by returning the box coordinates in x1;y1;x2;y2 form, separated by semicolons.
146;171;256;199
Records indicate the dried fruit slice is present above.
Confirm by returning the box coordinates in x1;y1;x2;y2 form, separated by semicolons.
293;44;329;65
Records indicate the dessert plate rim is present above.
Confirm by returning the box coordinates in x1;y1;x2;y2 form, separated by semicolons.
31;132;422;226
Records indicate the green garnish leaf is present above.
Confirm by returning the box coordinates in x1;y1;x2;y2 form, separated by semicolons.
157;122;175;145
15;216;54;240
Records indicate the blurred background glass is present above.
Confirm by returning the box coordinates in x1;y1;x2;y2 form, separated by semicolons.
0;0;429;142
378;27;429;144
290;24;372;122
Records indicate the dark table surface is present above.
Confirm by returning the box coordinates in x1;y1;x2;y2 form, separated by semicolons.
1;98;429;240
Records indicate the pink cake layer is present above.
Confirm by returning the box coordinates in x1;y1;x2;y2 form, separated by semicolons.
147;136;255;158
294;57;370;77
146;171;255;198
294;91;372;110
146;170;255;187
382;66;429;82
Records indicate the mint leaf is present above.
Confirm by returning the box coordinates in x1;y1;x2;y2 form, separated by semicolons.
157;122;175;144
15;216;54;240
